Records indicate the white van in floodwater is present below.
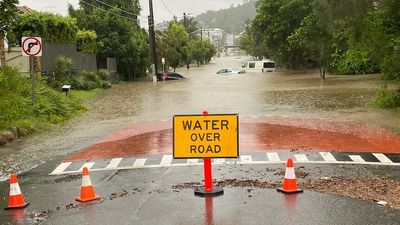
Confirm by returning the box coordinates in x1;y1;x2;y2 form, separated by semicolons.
242;60;276;72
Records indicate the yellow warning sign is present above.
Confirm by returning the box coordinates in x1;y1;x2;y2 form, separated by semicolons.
173;114;239;158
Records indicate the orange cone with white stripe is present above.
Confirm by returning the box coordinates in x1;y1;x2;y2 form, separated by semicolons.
277;158;303;194
75;167;101;202
5;174;29;209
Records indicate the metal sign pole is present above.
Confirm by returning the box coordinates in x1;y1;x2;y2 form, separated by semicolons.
30;56;36;103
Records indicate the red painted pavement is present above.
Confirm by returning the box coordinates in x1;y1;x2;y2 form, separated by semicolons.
66;118;400;161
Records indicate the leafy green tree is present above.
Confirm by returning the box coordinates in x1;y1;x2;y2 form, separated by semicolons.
180;17;199;37
252;0;312;69
76;29;103;53
69;1;150;79
11;12;78;44
157;22;188;71
0;0;19;66
188;40;215;66
288;14;331;78
238;25;264;60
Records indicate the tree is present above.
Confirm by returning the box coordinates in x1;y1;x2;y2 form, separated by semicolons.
76;29;103;53
252;0;313;69
0;0;19;66
69;1;150;79
11;12;78;44
288;14;331;78
180;17;199;37
188;40;215;66
157;22;188;71
238;25;264;60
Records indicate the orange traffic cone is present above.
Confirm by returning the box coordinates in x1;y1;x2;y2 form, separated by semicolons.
277;158;303;194
5;174;29;210
75;167;101;202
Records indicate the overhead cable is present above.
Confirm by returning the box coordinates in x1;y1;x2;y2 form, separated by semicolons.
160;0;175;17
80;0;138;21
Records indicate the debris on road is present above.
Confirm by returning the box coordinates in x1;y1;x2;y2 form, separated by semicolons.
301;176;400;209
173;176;400;209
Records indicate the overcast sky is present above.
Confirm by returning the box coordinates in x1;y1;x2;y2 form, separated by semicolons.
18;0;246;27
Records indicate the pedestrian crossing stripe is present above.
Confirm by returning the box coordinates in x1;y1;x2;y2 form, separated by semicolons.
50;151;400;176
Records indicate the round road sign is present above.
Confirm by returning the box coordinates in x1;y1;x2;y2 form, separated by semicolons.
22;37;42;57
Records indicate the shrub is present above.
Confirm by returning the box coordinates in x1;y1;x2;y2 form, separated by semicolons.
373;85;400;108
336;48;379;75
44;55;74;89
380;54;400;81
0;67;86;134
97;69;110;81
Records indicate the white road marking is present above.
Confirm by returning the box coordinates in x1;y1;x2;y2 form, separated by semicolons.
349;155;365;163
319;152;337;161
49;153;400;176
133;159;146;167
160;155;173;166
187;159;199;165
372;153;393;163
240;155;253;163
266;153;280;162
106;158;123;169
49;162;72;175
214;159;225;164
294;154;309;162
78;162;95;172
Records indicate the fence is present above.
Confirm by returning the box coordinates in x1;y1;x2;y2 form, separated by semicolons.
5;47;29;76
41;42;97;74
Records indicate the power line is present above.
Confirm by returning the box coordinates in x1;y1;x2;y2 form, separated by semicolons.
160;0;175;17
92;0;141;17
80;0;139;21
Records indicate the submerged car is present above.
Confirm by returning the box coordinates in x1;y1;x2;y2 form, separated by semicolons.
216;68;246;75
156;72;186;81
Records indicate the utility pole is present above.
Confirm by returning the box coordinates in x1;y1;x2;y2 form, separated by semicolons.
183;13;188;30
148;0;157;77
183;13;190;69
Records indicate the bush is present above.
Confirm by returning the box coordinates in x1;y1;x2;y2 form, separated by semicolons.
0;66;86;134
81;71;99;82
373;85;400;108
381;54;400;81
97;69;110;81
336;48;379;75
44;55;74;89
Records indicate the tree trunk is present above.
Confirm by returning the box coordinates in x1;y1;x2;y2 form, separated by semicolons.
186;62;190;69
0;32;5;67
319;42;326;79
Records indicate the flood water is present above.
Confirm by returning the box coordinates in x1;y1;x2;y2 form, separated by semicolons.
79;56;400;133
1;56;399;180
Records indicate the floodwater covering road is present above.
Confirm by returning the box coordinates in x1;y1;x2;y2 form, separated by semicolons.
1;56;400;224
1;56;400;179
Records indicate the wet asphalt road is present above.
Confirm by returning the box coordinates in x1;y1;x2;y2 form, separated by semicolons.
1;162;400;225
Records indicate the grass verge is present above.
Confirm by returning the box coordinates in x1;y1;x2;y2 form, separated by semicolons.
0;67;105;138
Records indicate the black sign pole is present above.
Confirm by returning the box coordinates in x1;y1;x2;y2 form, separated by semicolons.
30;56;36;103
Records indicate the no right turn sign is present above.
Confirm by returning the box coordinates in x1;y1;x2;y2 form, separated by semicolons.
22;37;42;57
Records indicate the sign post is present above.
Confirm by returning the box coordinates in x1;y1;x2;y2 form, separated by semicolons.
173;111;239;196
22;37;42;103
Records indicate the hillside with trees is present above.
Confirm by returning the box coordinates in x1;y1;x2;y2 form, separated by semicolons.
194;0;257;34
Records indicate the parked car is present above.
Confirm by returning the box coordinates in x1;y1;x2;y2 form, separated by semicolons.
156;72;186;81
216;68;246;75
